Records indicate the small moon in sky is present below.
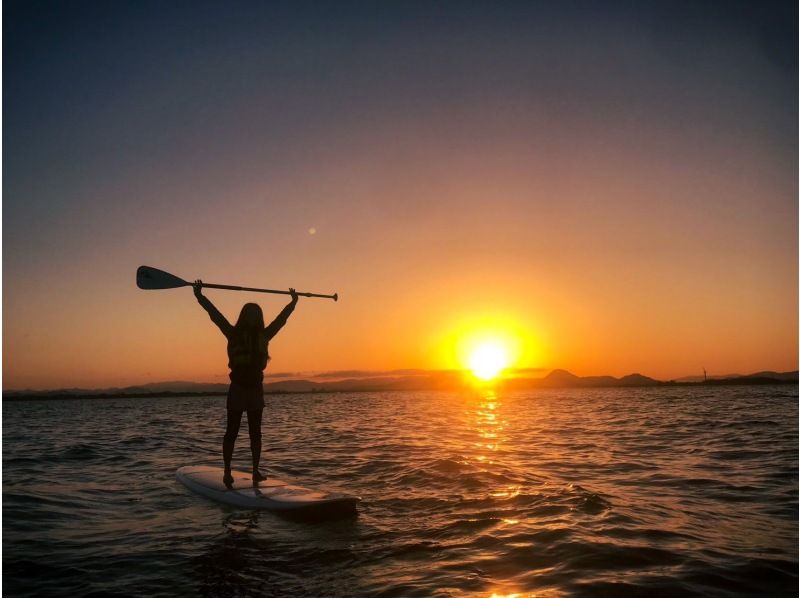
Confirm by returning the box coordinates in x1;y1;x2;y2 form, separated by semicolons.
308;227;317;235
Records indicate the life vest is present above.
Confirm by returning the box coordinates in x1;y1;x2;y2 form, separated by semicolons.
227;328;268;370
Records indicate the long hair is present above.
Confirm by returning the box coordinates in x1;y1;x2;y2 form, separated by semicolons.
234;303;265;331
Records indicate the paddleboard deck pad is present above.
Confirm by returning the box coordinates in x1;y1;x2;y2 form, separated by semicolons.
176;465;359;517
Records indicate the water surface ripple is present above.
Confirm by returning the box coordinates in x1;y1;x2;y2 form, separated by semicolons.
3;386;797;596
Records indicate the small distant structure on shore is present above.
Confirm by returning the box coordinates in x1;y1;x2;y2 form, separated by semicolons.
703;368;707;383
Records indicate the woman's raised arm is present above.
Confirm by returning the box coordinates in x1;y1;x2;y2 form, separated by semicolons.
194;280;233;338
265;288;298;340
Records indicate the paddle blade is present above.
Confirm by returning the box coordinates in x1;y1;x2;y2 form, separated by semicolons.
136;266;189;290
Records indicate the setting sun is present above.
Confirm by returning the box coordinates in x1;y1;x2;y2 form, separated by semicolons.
439;311;540;381
467;341;509;380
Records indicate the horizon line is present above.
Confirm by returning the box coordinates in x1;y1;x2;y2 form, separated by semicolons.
5;366;797;394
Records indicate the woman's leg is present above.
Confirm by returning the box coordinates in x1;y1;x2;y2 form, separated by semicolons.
223;409;243;485
247;408;264;480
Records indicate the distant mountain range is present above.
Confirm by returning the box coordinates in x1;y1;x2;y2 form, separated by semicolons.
531;369;662;388
673;371;799;383
530;369;798;388
4;369;797;400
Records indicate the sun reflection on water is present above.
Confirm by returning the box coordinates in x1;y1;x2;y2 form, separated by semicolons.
489;590;563;598
489;488;520;499
470;390;515;481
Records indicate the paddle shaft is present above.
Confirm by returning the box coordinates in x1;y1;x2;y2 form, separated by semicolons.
200;282;337;301
136;265;338;301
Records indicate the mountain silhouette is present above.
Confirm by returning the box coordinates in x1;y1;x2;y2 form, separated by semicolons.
538;370;659;388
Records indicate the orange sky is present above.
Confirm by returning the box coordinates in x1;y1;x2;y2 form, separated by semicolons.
4;3;797;389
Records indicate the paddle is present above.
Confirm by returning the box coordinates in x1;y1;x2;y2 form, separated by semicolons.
136;266;338;301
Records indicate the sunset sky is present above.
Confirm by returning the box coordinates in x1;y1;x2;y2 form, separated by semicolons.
4;1;797;389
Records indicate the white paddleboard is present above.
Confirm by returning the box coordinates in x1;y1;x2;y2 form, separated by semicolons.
176;465;359;516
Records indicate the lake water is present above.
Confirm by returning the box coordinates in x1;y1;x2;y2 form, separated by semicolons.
3;386;798;597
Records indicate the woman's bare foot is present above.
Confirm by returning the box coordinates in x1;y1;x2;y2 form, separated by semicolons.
223;469;234;488
252;470;267;483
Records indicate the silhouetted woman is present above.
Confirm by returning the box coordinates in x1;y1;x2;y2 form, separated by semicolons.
193;280;298;487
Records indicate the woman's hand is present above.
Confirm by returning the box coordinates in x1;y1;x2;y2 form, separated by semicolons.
193;279;204;299
289;288;299;303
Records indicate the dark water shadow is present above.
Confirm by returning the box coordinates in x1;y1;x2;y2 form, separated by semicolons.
191;509;365;597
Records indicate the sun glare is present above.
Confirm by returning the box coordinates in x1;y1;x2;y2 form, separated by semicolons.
468;341;509;380
439;312;542;382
